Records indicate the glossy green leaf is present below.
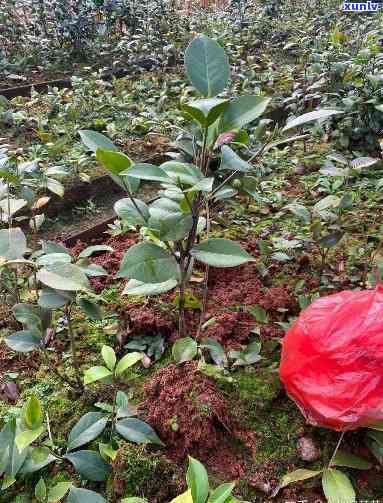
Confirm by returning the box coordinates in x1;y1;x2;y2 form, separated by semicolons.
96;148;132;173
122;278;178;296
182;98;229;127
0;227;27;259
37;263;90;292
331;450;372;470
78;245;113;258
169;491;193;503
200;338;227;367
67;487;106;503
65;450;111;481
114;197;149;226
23;394;43;430
83;366;113;385
161;161;203;186
125;163;172;183
15;426;45;452
116;418;164;446
280;469;322;488
185;36;230;97
47;482;72;502
220;146;252;172
35;478;46;502
191;238;254;267
38;289;71;309
117;243;179;283
67;412;108;452
99;442;118;461
79;130;117;152
221;95;271;132
322;468;355;503
172;337;198;364
283;109;343;132
187;456;209;503
101;345;116;371
209;482;235;503
115;351;143;376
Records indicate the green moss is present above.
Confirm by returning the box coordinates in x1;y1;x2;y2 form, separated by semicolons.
220;368;304;465
110;443;180;501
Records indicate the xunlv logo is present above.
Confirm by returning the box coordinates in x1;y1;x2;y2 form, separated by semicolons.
342;1;382;10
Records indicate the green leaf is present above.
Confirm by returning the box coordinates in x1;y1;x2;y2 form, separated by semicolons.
116;418;164;446
78;298;103;320
186;177;214;193
0;419;28;477
182;98;229;127
169;491;193;503
15;426;45;452
172;337;198;364
187;456;209;503
116;390;136;419
76;260;107;278
209;482;235;503
280;469;322;488
12;303;41;329
47;482;72;502
35;478;47;502
0;227;27;259
161;161;203;187
314;195;340;213
38;289;71;309
148;212;193;241
200;338;227;367
67;412;108;452
23;394;43;430
220;146;252;172
318;232;344;248
249;305;268;323
322;468;355;503
121;499;148;503
101;345;116;371
122;278;178;296
125;163;172;183
79;130;117;152
96;148;132;173
185;36;230;97
117;243;179;284
282;109;343;132
37;253;72;267
99;442;118;461
0;198;27;217
37;263;90;292
191;238;254;267
115;351;143;376
331;450;372;470
84;366;113;385
286;203;311;223
65;450;111;481
19;447;56;474
220;96;271;132
46;178;64;198
67;487;106;503
351;157;377;170
78;245;113;258
114;197;149;226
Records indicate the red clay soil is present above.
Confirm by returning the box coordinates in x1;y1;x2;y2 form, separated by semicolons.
140;362;255;478
0;342;40;378
69;233;299;348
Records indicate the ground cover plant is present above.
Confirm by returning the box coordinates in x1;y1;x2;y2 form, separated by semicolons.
1;0;383;502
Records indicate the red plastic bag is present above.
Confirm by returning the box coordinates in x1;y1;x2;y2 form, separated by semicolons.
280;285;383;431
